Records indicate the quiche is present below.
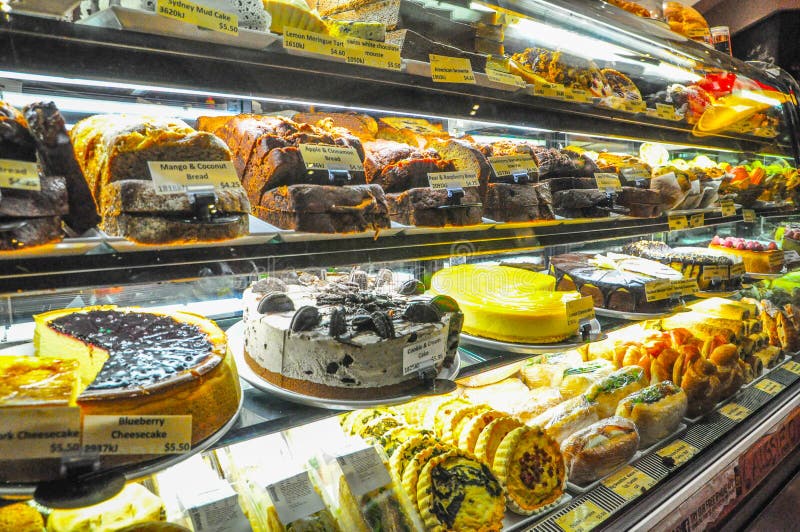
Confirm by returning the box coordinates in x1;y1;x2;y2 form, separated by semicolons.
390;433;438;482
376;425;432;458
416;449;505;531
457;410;508;455
474;416;523;466
443;404;492;445
492;426;566;515
401;443;452;511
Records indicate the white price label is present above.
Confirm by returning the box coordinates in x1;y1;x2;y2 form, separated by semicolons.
0;407;81;459
82;415;192;455
337;447;392;497
403;334;445;375
187;491;251;532
488;154;538;177
594;172;622;191
147;161;241;195
0;159;40;191
267;471;327;525
428;171;479;190
298;144;363;172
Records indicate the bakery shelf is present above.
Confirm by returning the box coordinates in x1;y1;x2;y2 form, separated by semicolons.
0;205;794;295
0;14;794;157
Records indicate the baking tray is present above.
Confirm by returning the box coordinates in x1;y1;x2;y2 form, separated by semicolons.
228;321;461;410
78;7;279;50
8;0;79;17
503;493;572;531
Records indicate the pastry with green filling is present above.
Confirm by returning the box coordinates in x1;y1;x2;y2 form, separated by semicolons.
584;366;647;418
615;381;687;447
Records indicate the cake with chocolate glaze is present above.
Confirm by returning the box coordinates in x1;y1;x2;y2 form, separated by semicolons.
548;252;683;312
242;271;463;399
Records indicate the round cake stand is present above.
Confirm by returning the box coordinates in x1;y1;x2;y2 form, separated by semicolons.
227;321;461;410
594;306;688;320
458;331;607;355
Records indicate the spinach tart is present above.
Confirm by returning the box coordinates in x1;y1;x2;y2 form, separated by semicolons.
402;443;453;511
416;449;506;531
492;426;566;515
390;433;439;481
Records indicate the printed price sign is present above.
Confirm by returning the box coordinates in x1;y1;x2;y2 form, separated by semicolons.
489;154;538;177
566;296;596;326
594;172;622;191
267;471;327;525
485;69;526;88
0;407;81;459
645;280;673;302
555;501;611;532
403;335;445;375
283;28;346;58
602;466;657;500
668;215;688;231
656;103;677;120
720;199;737;217
672;278;699;296
689;213;705;228
147;161;242;195
430;55;475;84
564;87;591;103
533;81;565;99
344;37;401;71
620;166;651;181
768;251;785;270
337;447;392;497
428;170;479;190
702;265;730;281
783;360;800;375
0;159;40;191
719;402;751;422
82;415;192;455
755;379;784;395
657;439;698;467
743;209;757;223
731;263;746;277
156;0;238;35
298;144;363;172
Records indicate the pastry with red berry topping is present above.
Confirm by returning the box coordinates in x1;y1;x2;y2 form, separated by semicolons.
709;236;783;273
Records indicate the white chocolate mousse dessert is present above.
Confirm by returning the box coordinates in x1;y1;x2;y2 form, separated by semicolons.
242;271;463;399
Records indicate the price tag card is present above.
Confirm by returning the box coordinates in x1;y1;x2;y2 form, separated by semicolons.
743;209;757;223
533;81;565;99
147;161;242;195
689;213;705;228
755;379;785;395
668;215;688;231
594;172;622;191
620;166;651;181
564;87;591;103
644;280;672;302
0;159;40;191
566;296;596;326
488;154;538;177
337;447;392;497
628;100;647;113
731;263;746;277
283;28;345;59
82;415;192;455
429;55;475;84
672;278;699;296
555;501;611;532
602;466;657;500
428;170;479;190
702;265;730;281
0;407;81;459
403;334;445;375
656;103;677;121
267;471;327;525
768;251;785;270
783;360;800;375
485;68;526;88
720;199;737;217
344;37;401;71
657;439;698;467
719;402;751;422
298;144;363;172
687;27;711;38
156;0;238;35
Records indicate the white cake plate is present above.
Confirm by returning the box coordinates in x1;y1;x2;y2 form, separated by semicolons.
459;329;607;355
227;321;461;410
594;306;688;320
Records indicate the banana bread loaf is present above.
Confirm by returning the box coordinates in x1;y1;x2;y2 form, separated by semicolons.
386;186;482;226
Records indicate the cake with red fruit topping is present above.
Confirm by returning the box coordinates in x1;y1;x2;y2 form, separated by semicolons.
709;236;783;273
781;227;800;253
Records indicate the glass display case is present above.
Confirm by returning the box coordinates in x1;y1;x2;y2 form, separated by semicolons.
1;0;800;530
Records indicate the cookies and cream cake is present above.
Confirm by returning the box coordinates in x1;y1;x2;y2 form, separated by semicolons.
242;270;463;399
